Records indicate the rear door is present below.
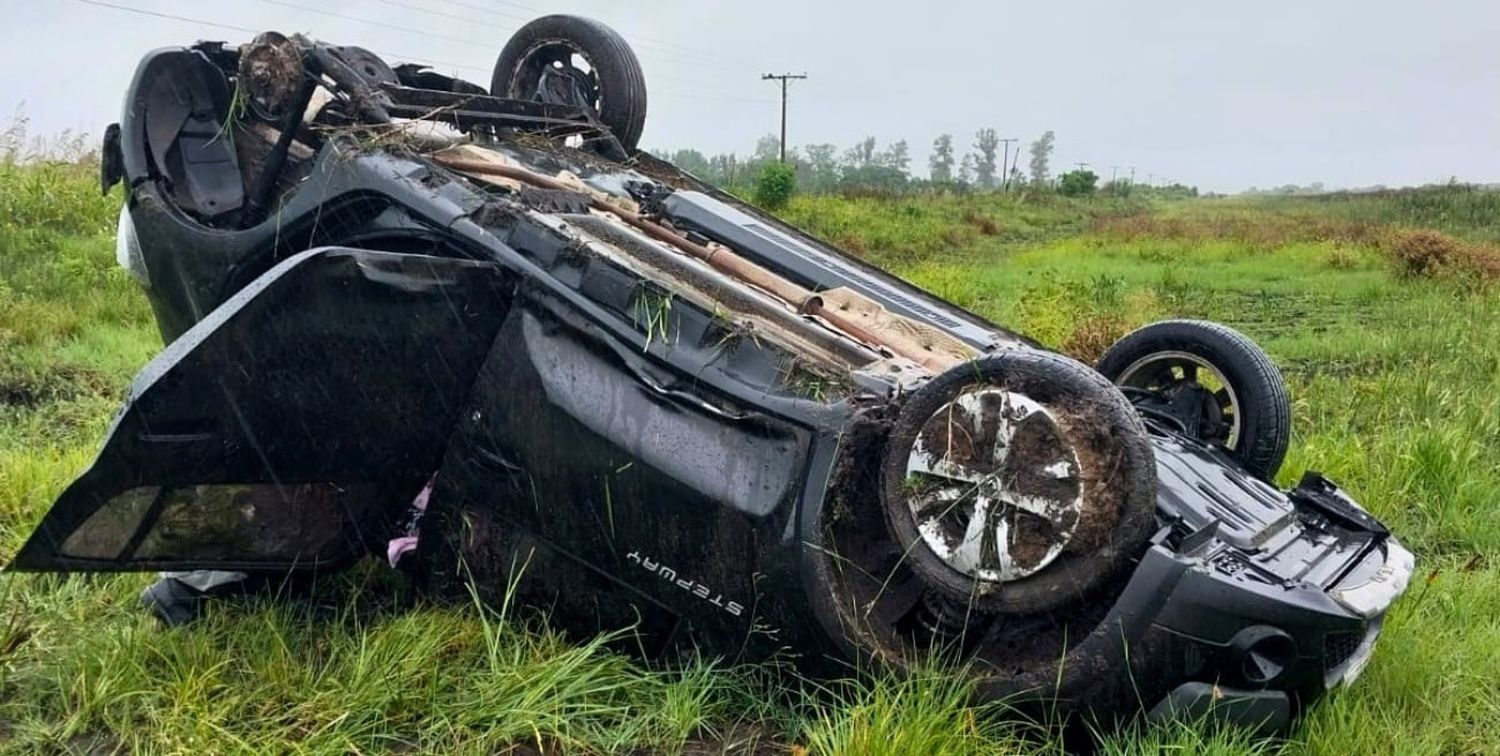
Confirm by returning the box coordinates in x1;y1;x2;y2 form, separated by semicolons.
7;247;510;573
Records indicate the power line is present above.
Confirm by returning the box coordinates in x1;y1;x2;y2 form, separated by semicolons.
370;0;516;31
353;0;744;90
396;0;753;71
459;0;762;68
74;0;765;104
762;73;807;163
276;0;748;76
270;0;760;94
657;91;775;105
73;0;485;73
75;0;256;34
258;0;497;50
436;0;532;23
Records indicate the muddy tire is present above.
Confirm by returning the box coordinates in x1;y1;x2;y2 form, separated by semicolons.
1097;320;1290;480
880;349;1157;616
492;15;648;152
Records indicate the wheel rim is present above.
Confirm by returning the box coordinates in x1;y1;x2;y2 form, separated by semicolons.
507;40;603;115
901;388;1083;583
1115;350;1241;448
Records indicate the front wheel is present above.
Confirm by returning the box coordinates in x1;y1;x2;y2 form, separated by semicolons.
879;349;1159;616
1096;320;1291;480
813;349;1158;707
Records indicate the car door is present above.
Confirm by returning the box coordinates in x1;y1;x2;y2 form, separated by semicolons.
7;247;511;573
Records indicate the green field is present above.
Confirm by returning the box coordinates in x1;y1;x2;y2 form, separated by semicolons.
1;159;1497;754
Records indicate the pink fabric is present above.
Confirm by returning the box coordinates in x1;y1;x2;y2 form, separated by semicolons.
386;475;435;568
386;535;420;567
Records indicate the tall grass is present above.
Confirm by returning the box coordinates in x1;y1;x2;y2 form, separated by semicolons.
1291;184;1500;242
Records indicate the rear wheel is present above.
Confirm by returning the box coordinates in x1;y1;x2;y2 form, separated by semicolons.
1096;320;1291;480
492;15;648;152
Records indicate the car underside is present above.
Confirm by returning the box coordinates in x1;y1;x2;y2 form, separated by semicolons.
5;16;1413;735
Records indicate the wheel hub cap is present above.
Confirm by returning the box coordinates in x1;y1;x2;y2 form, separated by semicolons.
902;388;1083;583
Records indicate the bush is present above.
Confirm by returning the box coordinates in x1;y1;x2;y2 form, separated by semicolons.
1058;169;1098;197
753;161;796;210
1389;229;1459;278
1386;228;1500;282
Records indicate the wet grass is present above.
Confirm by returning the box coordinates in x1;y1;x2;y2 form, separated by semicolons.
1;159;1498;754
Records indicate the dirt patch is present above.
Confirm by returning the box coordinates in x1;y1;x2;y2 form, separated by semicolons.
1002;414;1081;526
915;401;982;471
417;167;451;189
1050;405;1131;554
1007;514;1055;570
469;200;518;230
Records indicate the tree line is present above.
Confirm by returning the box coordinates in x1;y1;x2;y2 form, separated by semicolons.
652;130;1194;199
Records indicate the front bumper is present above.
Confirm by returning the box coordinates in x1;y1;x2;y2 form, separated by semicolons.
1136;486;1414;734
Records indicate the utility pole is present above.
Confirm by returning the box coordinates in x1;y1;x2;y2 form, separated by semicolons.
762;73;808;163
999;137;1018;190
1109;165;1121;183
1128;166;1137;185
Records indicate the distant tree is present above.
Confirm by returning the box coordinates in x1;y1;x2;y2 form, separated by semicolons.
1059;169;1099;197
958;153;976;185
753;161;796;209
753;134;782;162
878;139;911;175
1028;131;1055;189
709;153;740;186
929;134;955;182
843;136;877;169
801;143;840;193
973;128;1000;189
666;148;712;179
839;164;910;192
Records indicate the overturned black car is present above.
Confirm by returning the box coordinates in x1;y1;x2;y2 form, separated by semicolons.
8;16;1412;734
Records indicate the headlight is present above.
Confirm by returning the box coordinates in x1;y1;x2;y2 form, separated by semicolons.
115;206;150;288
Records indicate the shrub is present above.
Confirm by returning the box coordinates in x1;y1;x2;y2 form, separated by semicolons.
1388;229;1459;278
1058;169;1098;197
753;162;796;210
1385;228;1500;283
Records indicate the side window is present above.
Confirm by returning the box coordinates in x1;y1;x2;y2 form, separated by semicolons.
60;483;382;565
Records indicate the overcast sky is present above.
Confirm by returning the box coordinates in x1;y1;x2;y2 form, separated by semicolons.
3;0;1496;192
